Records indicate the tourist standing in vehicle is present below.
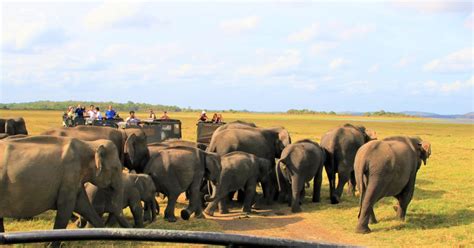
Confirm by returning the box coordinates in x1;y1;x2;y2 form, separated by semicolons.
160;111;170;120
217;113;223;123
87;105;97;124
126;111;140;126
106;105;117;120
149;109;157;120
198;111;208;122
75;104;85;118
95;107;103;120
211;113;218;123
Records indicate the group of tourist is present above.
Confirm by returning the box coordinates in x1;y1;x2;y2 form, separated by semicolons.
198;111;224;123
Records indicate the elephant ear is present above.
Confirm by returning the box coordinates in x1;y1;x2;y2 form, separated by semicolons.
418;141;431;165
125;133;137;164
134;176;145;198
94;145;106;177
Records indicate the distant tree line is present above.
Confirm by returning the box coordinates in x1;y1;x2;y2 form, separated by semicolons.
364;110;412;117
0;100;184;112
287;109;337;115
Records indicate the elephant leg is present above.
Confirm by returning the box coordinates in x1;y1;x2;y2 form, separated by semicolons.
369;208;378;224
130;202;144;228
355;180;382;234
54;189;78;230
291;176;304;213
348;171;357;196
74;189;105;228
219;196;229;214
324;164;338;204
237;189;245;204
335;169;350;200
104;214;117;227
76;216;88;228
313;166;323;203
0;218;4;233
164;193;178;222
396;180;415;221
182;180;204;220
243;183;257;214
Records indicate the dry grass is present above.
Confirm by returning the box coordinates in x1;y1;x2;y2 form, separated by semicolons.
1;110;473;246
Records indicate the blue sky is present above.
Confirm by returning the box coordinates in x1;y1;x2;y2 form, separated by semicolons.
1;1;473;114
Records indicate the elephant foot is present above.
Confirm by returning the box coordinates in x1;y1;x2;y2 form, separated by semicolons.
330;195;340;204
204;208;215;216
369;217;378;224
219;209;229;215
164;213;177;222
291;206;302;213
242;207;251;214
355;225;371;234
134;223;145;228
195;212;205;219
180;209;191;220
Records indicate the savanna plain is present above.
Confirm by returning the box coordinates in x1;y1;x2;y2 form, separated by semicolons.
1;110;473;247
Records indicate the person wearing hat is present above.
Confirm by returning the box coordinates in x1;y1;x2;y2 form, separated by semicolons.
198;111;208;122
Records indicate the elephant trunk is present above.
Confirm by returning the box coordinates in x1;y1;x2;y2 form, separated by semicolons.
204;182;217;202
276;160;283;192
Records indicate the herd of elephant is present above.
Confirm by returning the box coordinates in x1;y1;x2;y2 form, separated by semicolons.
0;117;431;235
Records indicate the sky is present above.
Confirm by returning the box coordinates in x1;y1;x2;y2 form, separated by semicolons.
1;1;473;114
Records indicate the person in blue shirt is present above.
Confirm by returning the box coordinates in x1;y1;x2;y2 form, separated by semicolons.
75;104;85;117
105;105;117;120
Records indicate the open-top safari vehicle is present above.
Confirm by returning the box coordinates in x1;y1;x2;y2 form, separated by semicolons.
62;114;182;144
196;121;226;149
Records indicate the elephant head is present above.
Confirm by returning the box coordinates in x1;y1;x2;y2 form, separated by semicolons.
204;152;221;185
124;130;150;173
355;125;377;142
133;174;157;222
90;140;130;227
418;141;432;166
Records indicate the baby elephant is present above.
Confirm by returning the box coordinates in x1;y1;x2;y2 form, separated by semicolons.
79;173;157;228
204;151;272;216
276;139;326;213
354;136;431;234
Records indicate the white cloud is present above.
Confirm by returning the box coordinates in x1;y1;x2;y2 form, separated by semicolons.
288;23;319;42
368;64;379;73
393;1;472;14
465;13;474;30
396;56;415;67
238;50;301;76
310;41;337;55
423;48;473;73
338;24;376;40
84;2;143;30
329;58;349;69
424;77;474;93
169;63;223;77
219;16;259;33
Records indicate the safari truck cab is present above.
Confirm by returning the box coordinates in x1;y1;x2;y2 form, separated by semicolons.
196;122;226;149
119;119;182;144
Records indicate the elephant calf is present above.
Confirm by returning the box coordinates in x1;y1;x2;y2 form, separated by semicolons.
276;139;326;213
144;146;221;222
354;136;431;234
79;173;157;228
204;151;272;216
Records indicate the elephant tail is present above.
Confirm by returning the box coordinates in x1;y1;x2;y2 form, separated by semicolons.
355;160;367;218
276;158;293;192
276;160;283;192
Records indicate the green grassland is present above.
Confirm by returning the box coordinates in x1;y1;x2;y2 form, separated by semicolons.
0;110;473;247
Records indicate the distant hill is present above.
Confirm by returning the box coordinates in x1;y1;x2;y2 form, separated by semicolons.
401;111;474;119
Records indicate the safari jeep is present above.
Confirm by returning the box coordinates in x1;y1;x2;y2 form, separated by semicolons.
134;119;182;144
196;121;226;149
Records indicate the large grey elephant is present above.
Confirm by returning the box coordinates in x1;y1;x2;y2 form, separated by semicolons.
148;139;199;154
78;173;157;228
354;136;431;233
204;151;272;216
320;123;377;204
144;146;221;222
42;126;150;172
207;126;290;204
276;139;326;213
0;117;28;135
0;135;130;233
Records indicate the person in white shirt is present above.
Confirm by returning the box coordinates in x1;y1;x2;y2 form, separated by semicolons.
95;107;103;120
126;111;140;126
87;105;97;124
